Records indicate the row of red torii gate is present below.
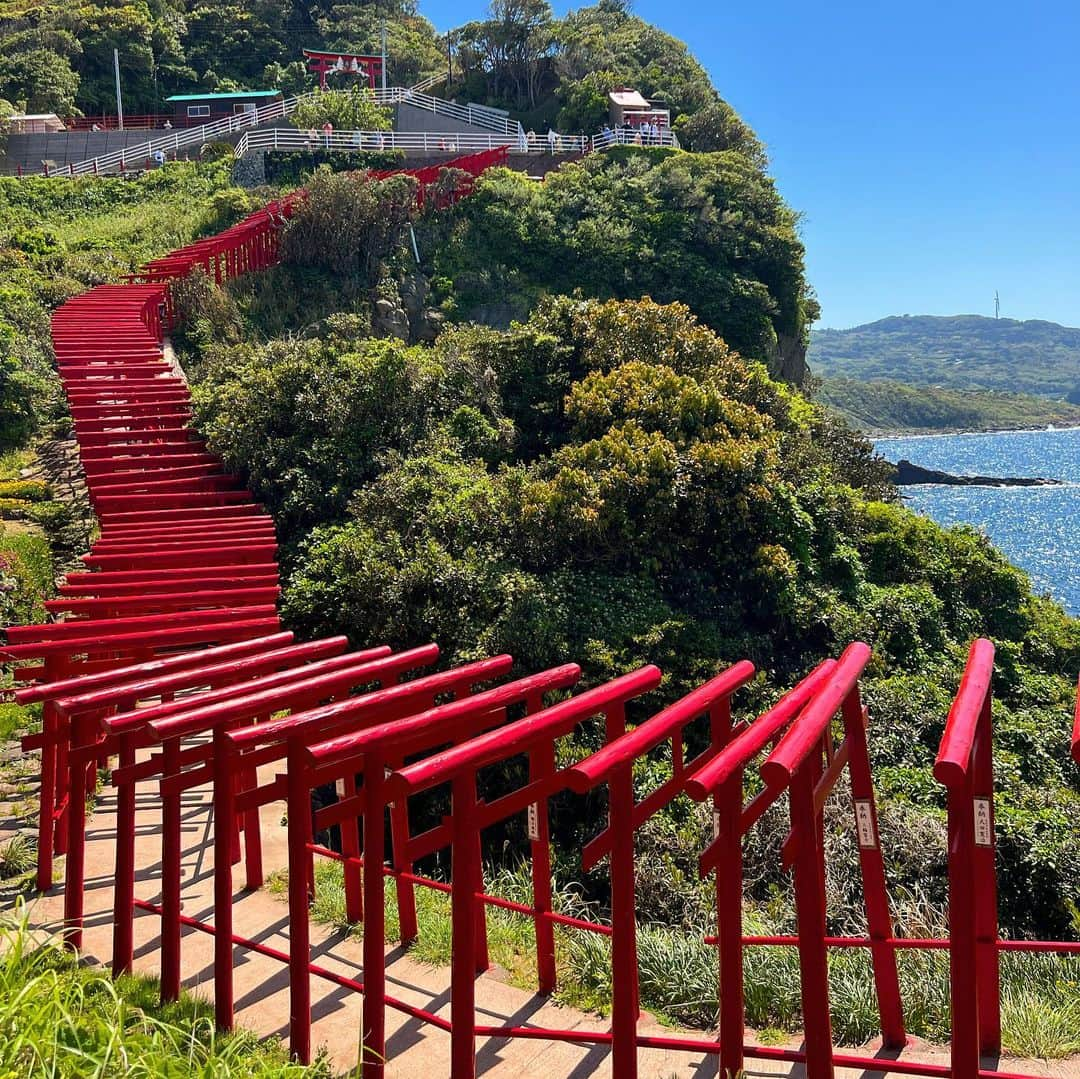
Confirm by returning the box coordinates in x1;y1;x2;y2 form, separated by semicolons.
2;148;1079;1079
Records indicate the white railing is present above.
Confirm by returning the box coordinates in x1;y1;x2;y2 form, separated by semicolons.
49;89;325;177
590;128;680;152
523;133;590;154
31;86;522;179
235;128;519;157
409;71;448;93
231;126;680;162
373;87;522;139
16;88;679;178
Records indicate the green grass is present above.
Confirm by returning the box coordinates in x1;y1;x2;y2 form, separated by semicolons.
0;526;54;625
0;700;39;744
0;904;335;1077
0;450;34;483
279;860;1080;1058
0;834;35;879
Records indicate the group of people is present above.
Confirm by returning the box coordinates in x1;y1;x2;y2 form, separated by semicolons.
524;129;587;154
522;119;668;155
303;122;389;151
601;119;667;146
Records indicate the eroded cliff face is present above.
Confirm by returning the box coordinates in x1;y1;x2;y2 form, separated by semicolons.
769;331;808;385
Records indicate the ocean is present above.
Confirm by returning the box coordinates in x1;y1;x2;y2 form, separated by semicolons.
875;427;1080;616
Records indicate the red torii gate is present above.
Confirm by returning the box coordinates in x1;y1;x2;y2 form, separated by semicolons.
302;49;384;90
7;141;1080;1079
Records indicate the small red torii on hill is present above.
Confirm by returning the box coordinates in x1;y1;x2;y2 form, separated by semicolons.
302;49;383;91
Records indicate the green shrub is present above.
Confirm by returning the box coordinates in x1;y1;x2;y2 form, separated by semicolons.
0;479;49;502
264;149;406;184
185;295;1080;939
0;529;53;625
290;87;392;133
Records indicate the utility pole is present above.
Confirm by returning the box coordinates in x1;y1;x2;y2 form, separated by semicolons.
381;23;387;91
114;48;124;130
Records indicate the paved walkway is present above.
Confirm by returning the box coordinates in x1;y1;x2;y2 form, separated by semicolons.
10;757;1076;1078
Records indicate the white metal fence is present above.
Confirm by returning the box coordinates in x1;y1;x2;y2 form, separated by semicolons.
234;128;520;156
14;92;679;178
26;87;525;179
234;128;663;159
589;128;680;151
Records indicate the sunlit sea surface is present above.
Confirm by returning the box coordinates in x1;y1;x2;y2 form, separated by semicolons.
875;427;1080;615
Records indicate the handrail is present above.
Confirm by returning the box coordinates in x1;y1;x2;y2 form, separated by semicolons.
934;638;995;787
17;88;688;179
684;659;837;799
306;662;584;769
566;661;754;792
40;87;521;177
386;665;662;796
143;643;436;742
13;631;292;705
410;71;448;93
234;128;518;157
760;642;871;791
1073;676;1080;765
56;89;324;177
590;128;680;152
381;87;520;136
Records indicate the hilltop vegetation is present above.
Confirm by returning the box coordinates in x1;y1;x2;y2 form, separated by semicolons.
168;164;1080;955
0;2;1077;1048
819;377;1080;435
810;314;1080;401
0;0;754;154
426;149;815;380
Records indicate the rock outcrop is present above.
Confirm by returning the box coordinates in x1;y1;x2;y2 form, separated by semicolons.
891;458;1063;487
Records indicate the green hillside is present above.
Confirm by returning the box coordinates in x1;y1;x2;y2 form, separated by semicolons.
809;314;1080;400
819;377;1080;434
0;4;1078;1055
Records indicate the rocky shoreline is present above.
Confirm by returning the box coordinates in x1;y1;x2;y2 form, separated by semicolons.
890;458;1064;487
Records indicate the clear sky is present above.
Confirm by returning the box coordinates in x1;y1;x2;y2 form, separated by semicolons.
417;0;1080;329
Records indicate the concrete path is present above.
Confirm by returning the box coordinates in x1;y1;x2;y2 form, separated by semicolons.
7;756;1075;1078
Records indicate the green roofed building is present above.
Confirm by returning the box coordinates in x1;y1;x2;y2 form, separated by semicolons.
165;90;282;126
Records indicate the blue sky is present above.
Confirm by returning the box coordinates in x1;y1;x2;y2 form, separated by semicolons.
417;1;1080;329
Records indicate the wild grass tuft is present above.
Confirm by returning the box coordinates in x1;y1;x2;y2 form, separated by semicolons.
0;904;333;1077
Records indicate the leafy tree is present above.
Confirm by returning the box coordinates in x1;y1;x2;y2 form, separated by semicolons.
554;68;616;131
291;87;392;131
451;0;557;109
430;149;814;377
673;100;768;168
279;168;417;286
60;2;158;114
0;48;81;116
554;3;716;120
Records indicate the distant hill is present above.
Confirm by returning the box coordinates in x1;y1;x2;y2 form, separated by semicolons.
809;315;1080;401
817;377;1080;435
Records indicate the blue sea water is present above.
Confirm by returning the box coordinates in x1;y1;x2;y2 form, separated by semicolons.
875;427;1080;616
